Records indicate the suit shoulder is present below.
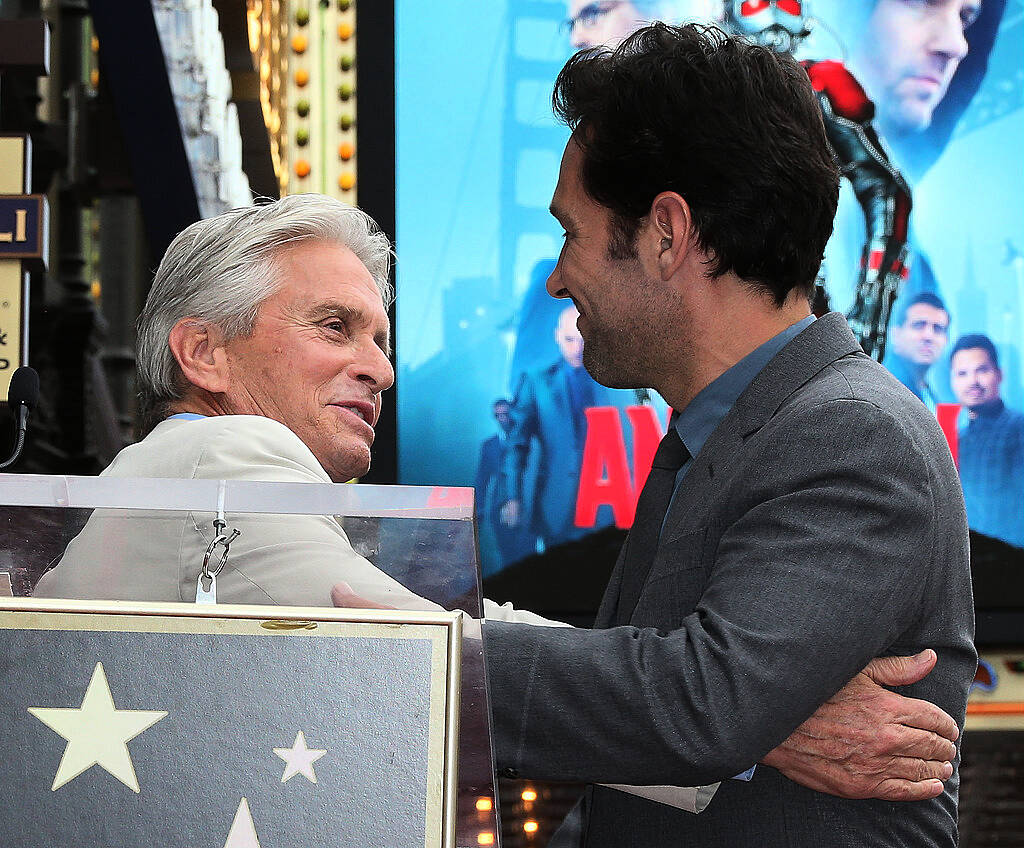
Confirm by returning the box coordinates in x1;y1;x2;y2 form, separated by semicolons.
533;359;563;383
196;416;330;482
779;355;956;477
106;415;330;483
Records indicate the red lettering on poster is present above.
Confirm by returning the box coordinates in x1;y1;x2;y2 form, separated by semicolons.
935;403;961;468
626;405;665;495
575;406;669;530
575;407;635;528
574;402;964;533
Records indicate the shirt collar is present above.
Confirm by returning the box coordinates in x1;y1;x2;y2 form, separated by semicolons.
167;413;207;421
673;315;815;459
970;398;1005;420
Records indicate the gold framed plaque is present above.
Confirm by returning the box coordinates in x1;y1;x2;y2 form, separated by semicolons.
0;597;462;848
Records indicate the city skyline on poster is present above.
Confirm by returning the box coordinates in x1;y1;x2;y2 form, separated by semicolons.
396;0;1024;579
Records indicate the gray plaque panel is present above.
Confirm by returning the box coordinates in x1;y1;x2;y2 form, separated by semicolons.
0;608;455;848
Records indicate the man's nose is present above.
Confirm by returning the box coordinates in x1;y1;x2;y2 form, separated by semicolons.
546;254;569;299
354;344;395;392
929;10;969;61
570;26;591;50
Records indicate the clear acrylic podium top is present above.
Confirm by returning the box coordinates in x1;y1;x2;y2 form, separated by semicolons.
0;473;500;848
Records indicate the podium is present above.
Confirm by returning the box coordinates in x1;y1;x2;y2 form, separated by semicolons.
0;474;500;848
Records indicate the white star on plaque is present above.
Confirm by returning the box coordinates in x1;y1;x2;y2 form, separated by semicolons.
28;661;167;792
223;797;262;848
273;730;327;784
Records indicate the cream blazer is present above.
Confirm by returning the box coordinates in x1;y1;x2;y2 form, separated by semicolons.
32;414;552;624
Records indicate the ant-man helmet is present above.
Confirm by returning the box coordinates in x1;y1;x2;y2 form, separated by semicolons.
725;0;811;53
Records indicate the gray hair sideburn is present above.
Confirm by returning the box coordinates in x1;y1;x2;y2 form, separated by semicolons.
136;194;394;431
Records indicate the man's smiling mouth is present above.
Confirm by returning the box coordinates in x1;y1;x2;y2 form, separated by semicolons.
330;403;373;424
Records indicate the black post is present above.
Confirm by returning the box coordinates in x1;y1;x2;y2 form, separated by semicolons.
52;0;106;472
355;1;397;483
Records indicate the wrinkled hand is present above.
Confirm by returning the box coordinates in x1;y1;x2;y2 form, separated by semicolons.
500;499;520;528
331;581;395;610
762;650;959;801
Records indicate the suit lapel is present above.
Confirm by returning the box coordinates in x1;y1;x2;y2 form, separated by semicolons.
609;313;862;623
594;543;629;628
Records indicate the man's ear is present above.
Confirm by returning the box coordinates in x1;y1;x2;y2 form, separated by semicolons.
167;319;232;395
649;192;693;281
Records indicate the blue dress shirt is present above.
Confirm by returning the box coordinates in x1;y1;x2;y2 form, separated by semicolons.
671;315;816;499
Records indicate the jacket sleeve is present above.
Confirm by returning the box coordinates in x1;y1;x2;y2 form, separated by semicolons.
484;398;946;786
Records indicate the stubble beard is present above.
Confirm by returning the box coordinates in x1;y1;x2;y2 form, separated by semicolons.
581;332;636;389
580;301;676;392
580;251;688;392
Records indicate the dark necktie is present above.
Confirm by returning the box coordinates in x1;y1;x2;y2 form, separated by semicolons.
614;427;691;625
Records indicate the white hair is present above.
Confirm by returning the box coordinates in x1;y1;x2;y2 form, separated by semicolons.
136;194;393;427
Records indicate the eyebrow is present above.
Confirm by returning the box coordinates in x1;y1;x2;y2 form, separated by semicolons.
308;301;391;355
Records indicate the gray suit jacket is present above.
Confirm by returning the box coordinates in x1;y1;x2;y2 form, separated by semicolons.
484;314;976;846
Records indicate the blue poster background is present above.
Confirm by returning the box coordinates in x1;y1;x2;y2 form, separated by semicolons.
396;0;1024;574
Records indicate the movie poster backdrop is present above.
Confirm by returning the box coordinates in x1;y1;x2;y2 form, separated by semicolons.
396;0;1023;594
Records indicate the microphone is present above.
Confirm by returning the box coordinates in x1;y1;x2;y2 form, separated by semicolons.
0;366;40;470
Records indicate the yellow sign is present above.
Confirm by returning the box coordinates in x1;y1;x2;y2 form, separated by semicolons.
0;262;25;393
0;135;30;194
0;135;31;400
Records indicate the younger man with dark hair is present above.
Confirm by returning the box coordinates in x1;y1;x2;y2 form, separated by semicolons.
482;22;974;846
951;333;1024;548
885;291;951;407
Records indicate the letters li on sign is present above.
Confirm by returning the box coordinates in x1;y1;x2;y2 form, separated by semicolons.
0;195;47;260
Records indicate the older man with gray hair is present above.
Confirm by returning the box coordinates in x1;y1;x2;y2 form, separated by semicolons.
35;195;479;610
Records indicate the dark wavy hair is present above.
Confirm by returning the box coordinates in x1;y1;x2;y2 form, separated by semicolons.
895;291;948;326
552;23;840;304
951;333;999;370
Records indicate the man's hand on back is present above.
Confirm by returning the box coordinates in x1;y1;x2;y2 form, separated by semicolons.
331;581;394;610
762;650;959;801
332;581;961;803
